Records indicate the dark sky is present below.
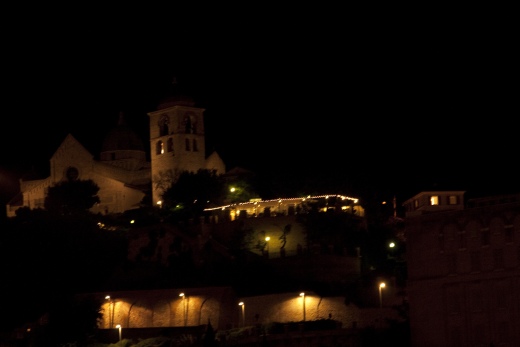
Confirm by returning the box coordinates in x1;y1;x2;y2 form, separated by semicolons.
1;10;518;206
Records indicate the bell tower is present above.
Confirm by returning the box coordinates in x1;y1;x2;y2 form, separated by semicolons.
147;82;206;206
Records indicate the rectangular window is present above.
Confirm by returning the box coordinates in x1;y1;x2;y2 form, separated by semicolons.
449;327;461;347
493;249;504;269
446;286;461;313
496;282;507;309
481;228;490;246
447;254;457;274
470;251;481;272
458;231;466;249
448;195;458;205
430;195;439;205
439;233;445;252
469;282;483;311
473;324;485;345
498;322;509;342
504;225;514;243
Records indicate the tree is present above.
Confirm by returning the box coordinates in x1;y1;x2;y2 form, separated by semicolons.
44;179;100;214
161;169;226;221
33;294;103;346
226;179;259;204
0;208;126;337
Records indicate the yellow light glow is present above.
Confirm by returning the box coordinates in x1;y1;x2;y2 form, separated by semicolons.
380;282;386;288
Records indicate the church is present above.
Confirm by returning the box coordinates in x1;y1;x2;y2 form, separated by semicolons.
5;84;226;218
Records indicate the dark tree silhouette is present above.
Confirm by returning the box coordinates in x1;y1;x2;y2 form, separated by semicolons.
202;319;218;347
0;209;126;337
44;179;100;214
161;169;226;220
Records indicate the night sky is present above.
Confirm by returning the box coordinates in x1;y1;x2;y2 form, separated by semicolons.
1;11;518;207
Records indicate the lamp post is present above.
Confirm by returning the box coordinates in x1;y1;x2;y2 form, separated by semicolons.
299;292;306;321
378;282;385;309
265;236;270;257
105;295;114;328
180;293;187;326
378;282;386;328
388;242;396;260
115;324;122;342
238;302;245;327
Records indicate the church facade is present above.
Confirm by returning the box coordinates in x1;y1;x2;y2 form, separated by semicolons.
5;91;226;218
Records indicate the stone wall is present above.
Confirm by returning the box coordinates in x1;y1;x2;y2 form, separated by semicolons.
97;288;403;332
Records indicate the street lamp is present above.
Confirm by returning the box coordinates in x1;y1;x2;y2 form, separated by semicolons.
238;302;245;327
299;292;306;321
115;324;122;342
378;282;385;309
265;236;270;257
180;293;187;326
105;295;114;328
378;282;386;328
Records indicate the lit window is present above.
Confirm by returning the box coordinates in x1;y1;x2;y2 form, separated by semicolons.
430;196;439;205
448;195;458;205
156;141;164;155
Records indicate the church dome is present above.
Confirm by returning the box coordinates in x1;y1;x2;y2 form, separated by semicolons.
100;112;146;162
101;113;144;152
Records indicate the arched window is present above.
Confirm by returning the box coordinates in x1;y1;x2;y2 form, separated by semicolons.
184;116;191;133
159;115;169;136
156;140;164;155
183;113;197;134
167;138;174;153
66;166;79;181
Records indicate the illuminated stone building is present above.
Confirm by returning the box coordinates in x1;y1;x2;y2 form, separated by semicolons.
404;191;520;347
5;88;225;218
